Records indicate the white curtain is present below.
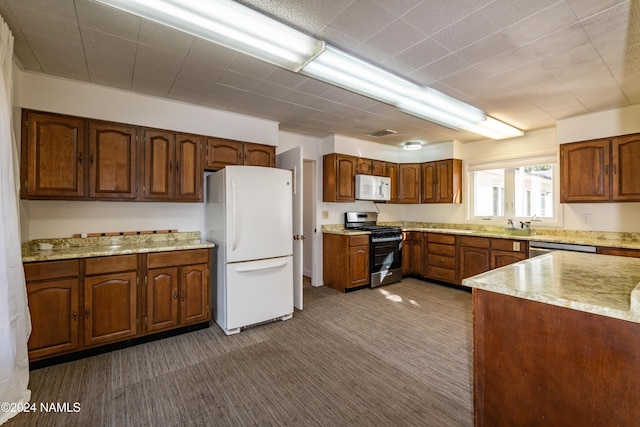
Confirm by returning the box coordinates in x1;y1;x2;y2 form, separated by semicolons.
0;14;31;426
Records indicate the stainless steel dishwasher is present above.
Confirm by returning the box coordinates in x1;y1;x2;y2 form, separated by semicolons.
529;241;597;258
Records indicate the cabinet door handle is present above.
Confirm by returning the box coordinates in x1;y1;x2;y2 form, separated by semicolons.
613;164;617;174
73;311;77;321
176;161;179;171
169;160;173;171
605;165;609;175
79;152;83;165
173;291;177;300
90;154;94;166
85;309;90;318
181;291;185;301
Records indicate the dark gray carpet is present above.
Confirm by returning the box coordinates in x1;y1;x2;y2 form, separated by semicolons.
6;279;473;426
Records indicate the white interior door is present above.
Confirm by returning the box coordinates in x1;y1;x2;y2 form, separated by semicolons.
276;147;303;310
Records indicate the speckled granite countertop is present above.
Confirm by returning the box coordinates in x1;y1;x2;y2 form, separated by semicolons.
322;223;640;250
462;251;640;323
22;232;215;263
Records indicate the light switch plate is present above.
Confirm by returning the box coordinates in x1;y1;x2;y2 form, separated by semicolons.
513;242;521;251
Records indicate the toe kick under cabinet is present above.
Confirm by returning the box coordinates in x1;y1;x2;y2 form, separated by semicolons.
24;249;211;362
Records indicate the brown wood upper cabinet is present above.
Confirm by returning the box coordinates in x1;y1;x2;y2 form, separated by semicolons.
398;163;421;204
22;111;86;199
421;159;462;203
357;157;386;176
560;135;640;202
205;137;275;170
143;130;203;201
89;121;138;200
323;153;357;202
386;162;398;203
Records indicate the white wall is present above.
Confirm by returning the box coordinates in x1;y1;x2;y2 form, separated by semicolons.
17;70;282;241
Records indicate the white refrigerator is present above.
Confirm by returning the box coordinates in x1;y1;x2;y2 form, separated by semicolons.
206;166;293;335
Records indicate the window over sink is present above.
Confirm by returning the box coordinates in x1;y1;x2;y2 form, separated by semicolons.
468;155;560;227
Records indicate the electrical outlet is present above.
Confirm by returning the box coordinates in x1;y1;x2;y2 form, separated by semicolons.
581;213;591;224
322;211;329;219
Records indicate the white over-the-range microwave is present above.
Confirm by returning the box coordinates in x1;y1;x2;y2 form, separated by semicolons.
355;174;391;201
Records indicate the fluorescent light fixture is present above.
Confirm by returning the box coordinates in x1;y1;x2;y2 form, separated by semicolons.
301;46;486;130
464;116;524;139
92;0;325;71
403;141;423;151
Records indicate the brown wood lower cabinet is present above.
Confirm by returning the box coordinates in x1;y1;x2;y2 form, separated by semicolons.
597;246;640;257
146;249;210;333
25;259;81;361
424;233;457;284
402;232;423;276
83;255;139;347
24;249;211;362
323;233;369;292
459;236;528;284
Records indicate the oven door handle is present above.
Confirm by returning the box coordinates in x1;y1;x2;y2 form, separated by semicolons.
371;236;402;243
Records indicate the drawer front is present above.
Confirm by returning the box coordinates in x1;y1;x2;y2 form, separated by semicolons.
429;254;456;269
148;249;209;269
428;233;456;245
491;238;526;253
426;267;456;283
349;235;370;247
428;242;456;257
459;236;490;248
86;254;138;275
24;259;80;281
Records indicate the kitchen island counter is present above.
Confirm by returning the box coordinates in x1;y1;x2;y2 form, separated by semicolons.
464;251;640;426
22;231;215;262
462;250;640;323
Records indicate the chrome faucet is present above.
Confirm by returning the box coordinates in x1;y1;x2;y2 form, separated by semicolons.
507;218;516;229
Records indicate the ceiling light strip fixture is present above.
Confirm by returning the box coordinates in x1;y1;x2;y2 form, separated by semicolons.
463;116;524;139
301;46;486;130
92;0;325;71
92;0;524;140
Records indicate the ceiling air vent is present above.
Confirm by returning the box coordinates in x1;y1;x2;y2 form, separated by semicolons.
367;129;397;138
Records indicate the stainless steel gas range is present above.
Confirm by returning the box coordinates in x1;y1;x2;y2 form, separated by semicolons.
344;212;402;288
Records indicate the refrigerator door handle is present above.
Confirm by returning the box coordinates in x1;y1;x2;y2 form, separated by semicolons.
235;259;288;273
231;179;237;251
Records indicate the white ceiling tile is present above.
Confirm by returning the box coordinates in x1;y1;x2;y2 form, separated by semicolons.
315;26;361;51
481;0;561;28
566;0;629;21
263;68;309;88
216;71;261;92
431;11;499;52
321;88;379;109
327;0;396;41
363;19;426;58
176;57;225;83
475;49;537;77
187;38;239;69
391;38;451;73
620;80;640;104
5;0;77;23
518;24;591;60
402;0;478;38
579;2;630;40
228;56;279;80
457;32;517;65
138;20;195;55
236;0;353;35
81;28;136;70
373;0;425;16
75;0;140;41
503;2;578;47
591;28;629;55
294;78;335;97
409;54;471;84
9;6;81;45
12;38;42;71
